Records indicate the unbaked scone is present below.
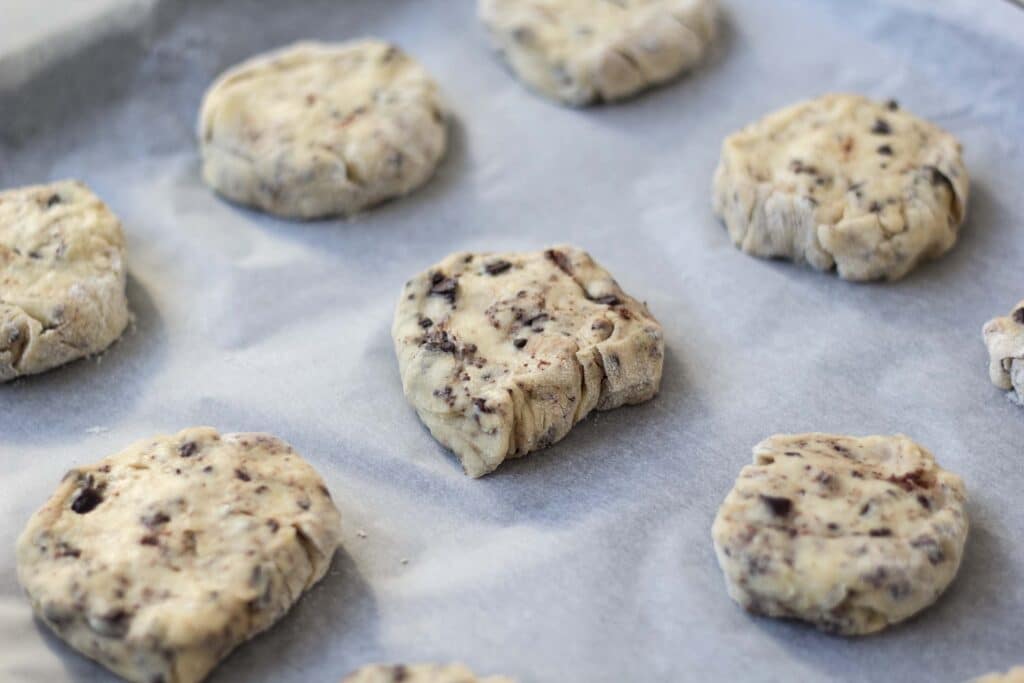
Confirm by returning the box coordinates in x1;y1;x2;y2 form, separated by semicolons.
478;0;717;105
711;433;968;635
16;427;341;683
392;246;664;477
198;40;447;219
971;667;1024;683
343;663;516;683
1;180;129;382
713;94;969;281
982;300;1024;405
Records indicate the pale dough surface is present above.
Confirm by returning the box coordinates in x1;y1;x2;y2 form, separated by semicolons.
712;433;968;635
0;180;129;382
342;663;516;683
392;246;664;477
199;40;447;219
16;427;342;683
713;93;969;281
478;0;716;105
982;300;1024;405
972;667;1024;683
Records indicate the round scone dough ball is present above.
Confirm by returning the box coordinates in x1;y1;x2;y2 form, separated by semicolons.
478;0;717;105
343;663;516;683
0;180;129;382
713;94;969;281
972;667;1024;683
393;245;664;477
16;427;341;683
198;40;447;219
711;433;968;636
982;300;1024;406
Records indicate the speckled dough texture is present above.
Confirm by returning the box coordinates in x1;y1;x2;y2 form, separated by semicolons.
0;180;129;382
972;667;1024;683
392;246;664;477
711;433;968;636
713;93;969;281
198;40;447;219
982;300;1024;406
16;427;342;683
478;0;717;105
342;663;517;683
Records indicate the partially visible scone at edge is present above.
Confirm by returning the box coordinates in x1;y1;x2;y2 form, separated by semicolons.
478;0;717;106
392;245;664;477
1;180;129;382
711;433;968;636
713;94;969;281
342;663;517;683
198;39;447;219
16;427;341;683
982;300;1024;405
971;667;1024;683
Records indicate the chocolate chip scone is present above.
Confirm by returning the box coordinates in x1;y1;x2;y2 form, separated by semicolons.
711;433;968;635
982;300;1024;406
392;246;664;477
479;0;717;106
971;667;1024;683
713;94;969;281
343;663;516;683
16;427;342;683
199;40;447;219
1;180;129;382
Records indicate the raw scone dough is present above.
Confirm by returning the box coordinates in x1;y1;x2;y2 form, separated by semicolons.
972;667;1024;683
392;245;664;477
478;0;717;105
343;663;516;683
16;427;341;683
982;300;1024;405
713;94;969;281
198;40;447;219
711;433;968;635
1;180;129;382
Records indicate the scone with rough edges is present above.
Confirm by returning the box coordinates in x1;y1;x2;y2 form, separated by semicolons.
713;94;969;281
1;180;129;382
972;667;1024;683
478;0;716;105
199;40;447;219
16;427;341;683
982;300;1024;405
343;663;517;683
393;245;664;477
712;433;968;635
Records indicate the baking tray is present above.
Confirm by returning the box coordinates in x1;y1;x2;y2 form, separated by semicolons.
1;0;1023;681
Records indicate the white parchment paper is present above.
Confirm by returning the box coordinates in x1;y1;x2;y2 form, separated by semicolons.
1;1;1022;681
